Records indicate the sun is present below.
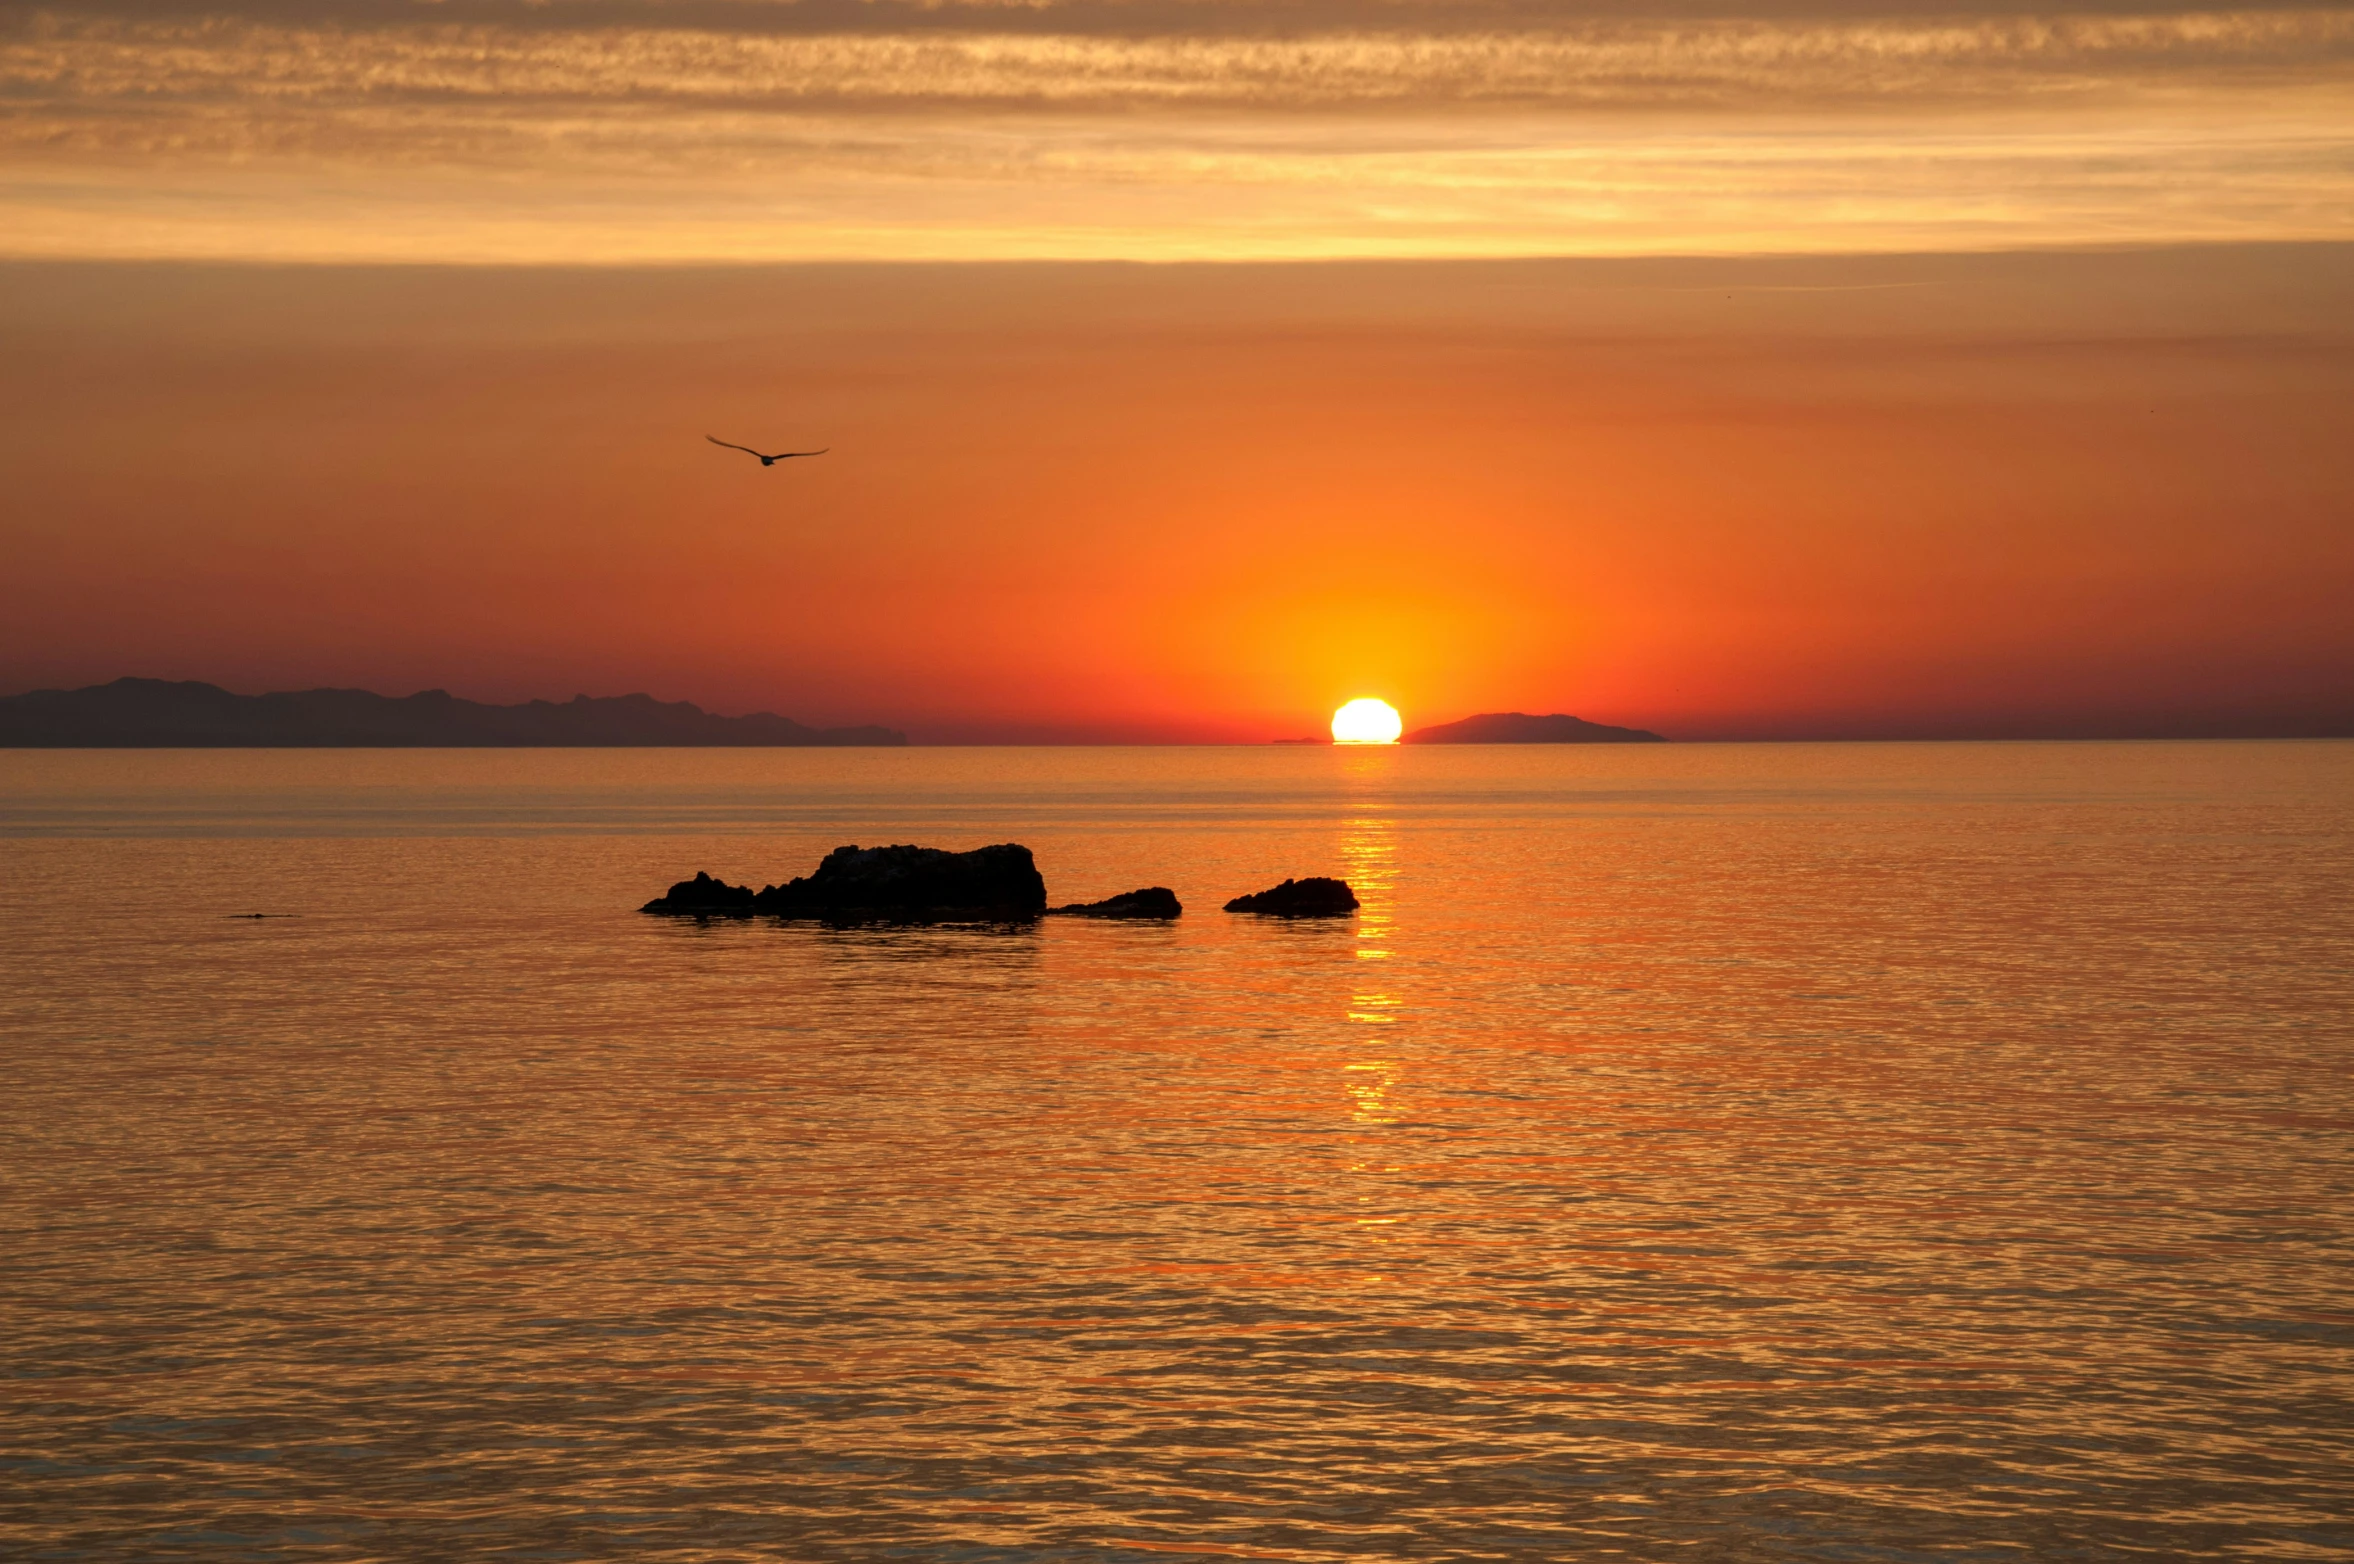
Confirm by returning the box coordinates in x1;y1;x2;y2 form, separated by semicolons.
1331;697;1403;745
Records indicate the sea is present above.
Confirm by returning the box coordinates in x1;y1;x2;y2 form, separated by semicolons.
2;742;2349;1561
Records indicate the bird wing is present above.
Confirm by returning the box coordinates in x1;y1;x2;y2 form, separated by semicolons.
706;436;763;457
772;448;829;459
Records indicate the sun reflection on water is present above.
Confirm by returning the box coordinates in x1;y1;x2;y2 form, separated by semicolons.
1342;1060;1405;1126
1341;781;1407;1150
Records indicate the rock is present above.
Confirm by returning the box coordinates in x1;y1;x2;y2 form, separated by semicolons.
641;870;758;916
1047;887;1183;919
753;843;1047;922
1223;877;1359;917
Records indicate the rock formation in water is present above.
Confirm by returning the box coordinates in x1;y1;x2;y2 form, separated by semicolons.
1223;877;1359;917
640;871;760;916
0;677;906;747
1403;711;1664;744
1048;887;1183;919
643;844;1047;922
763;843;1047;921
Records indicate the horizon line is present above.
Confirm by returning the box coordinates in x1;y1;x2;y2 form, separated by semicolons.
5;678;2349;746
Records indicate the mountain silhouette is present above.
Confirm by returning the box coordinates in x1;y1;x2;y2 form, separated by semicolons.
0;678;906;747
1404;711;1665;744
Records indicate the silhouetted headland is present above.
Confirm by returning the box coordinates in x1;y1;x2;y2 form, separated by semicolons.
643;844;1046;922
1224;877;1359;917
0;678;905;747
1405;711;1665;744
1048;887;1183;919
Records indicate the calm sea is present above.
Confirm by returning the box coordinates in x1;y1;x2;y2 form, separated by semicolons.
3;743;2349;1561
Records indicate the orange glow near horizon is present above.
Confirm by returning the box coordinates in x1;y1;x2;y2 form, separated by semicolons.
1;252;2350;741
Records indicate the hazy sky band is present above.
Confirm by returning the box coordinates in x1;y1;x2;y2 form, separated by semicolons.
8;7;2353;257
19;0;2352;33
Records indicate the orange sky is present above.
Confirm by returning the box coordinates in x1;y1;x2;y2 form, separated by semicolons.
4;249;2348;740
2;0;2350;739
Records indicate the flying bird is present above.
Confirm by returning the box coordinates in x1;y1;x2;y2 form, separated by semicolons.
707;436;828;466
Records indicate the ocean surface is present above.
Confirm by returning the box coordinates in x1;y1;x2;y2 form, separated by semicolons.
2;742;2349;1562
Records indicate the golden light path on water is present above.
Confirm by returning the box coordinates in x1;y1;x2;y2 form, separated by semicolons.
1;741;2350;1559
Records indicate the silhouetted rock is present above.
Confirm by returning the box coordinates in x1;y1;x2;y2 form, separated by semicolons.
1224;877;1359;917
754;843;1047;922
641;871;759;916
0;677;906;747
1404;711;1664;744
1270;735;1332;745
1048;887;1182;919
642;845;1047;922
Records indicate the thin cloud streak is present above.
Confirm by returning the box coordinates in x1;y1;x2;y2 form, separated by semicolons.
11;122;2350;262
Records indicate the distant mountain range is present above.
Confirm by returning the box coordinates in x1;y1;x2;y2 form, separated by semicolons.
1405;712;1665;744
0;678;907;747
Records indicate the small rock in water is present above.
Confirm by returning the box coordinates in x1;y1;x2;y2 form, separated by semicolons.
1048;887;1183;919
1223;877;1358;917
641;870;757;916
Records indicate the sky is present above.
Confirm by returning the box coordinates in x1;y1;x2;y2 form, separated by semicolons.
2;0;2350;740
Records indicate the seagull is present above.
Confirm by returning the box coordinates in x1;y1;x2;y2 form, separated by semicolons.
707;436;829;467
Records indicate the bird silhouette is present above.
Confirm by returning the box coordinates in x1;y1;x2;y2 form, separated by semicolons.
708;436;828;466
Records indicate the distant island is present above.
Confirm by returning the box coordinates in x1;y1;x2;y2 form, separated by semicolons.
0;678;907;747
1405;712;1666;744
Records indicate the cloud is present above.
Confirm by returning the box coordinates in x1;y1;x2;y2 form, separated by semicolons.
10;11;2351;122
4;9;2352;258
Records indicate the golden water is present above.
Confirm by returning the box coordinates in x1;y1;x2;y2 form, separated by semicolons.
3;743;2349;1559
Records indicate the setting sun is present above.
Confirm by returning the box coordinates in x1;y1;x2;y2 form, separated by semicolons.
1332;698;1403;745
